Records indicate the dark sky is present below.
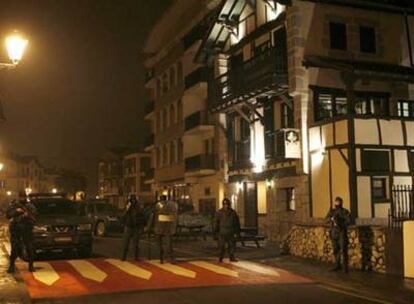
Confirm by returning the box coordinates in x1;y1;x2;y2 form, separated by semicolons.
0;0;171;194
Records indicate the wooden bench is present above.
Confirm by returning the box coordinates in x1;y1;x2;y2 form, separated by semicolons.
236;235;265;248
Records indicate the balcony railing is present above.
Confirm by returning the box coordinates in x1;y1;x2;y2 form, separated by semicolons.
229;141;252;171
185;154;216;172
209;47;288;110
144;102;154;116
184;111;211;131
185;67;210;90
142;168;154;181
144;134;154;147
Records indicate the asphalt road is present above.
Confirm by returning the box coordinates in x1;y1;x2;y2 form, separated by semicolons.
24;235;384;304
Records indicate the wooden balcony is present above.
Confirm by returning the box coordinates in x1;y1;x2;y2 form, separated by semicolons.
185;154;216;174
229;141;252;172
209;47;288;112
184;111;214;134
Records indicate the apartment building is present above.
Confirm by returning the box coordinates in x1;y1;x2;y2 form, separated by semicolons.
143;0;225;214
123;152;152;205
195;0;414;242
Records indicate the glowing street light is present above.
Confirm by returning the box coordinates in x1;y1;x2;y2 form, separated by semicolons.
0;163;4;171
51;188;58;194
6;191;12;196
1;32;28;69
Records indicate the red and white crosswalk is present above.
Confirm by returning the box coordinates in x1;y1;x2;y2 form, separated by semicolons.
17;258;312;299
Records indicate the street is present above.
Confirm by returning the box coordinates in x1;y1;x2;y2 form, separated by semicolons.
10;235;386;304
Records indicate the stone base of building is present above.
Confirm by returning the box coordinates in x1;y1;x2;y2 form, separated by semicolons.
282;224;387;273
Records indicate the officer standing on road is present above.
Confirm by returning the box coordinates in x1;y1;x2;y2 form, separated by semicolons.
215;198;240;263
148;194;178;264
121;194;146;261
6;191;37;273
326;196;351;273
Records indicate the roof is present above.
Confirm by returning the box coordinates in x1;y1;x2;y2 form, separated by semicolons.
142;0;221;67
303;56;414;83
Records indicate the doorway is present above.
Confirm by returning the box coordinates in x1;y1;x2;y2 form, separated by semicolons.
243;182;258;228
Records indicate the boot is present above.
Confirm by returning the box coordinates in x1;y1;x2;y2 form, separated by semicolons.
7;264;15;274
229;255;238;262
29;263;35;273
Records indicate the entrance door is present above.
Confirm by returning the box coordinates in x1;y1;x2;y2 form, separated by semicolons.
243;182;258;228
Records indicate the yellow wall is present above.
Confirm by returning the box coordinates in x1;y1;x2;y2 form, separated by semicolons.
330;150;350;210
374;203;390;219
335;120;348;145
257;181;267;214
380;120;404;146
354;119;379;145
357;176;371;218
311;152;330;217
406;122;414;145
394;150;409;173
404;221;414;278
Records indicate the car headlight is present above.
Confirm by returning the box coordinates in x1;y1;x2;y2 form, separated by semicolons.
33;225;48;233
77;223;92;231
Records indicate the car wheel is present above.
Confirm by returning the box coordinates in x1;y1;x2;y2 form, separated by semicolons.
78;245;92;259
96;221;106;237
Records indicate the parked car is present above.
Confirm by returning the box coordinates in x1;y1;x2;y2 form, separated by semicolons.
29;193;93;258
82;200;123;237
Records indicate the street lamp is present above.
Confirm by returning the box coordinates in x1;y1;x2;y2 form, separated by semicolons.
51;188;58;194
0;163;4;171
1;32;28;69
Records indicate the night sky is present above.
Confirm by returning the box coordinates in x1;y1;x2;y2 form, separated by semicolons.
0;0;171;194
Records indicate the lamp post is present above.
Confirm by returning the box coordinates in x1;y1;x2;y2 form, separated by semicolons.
0;32;28;70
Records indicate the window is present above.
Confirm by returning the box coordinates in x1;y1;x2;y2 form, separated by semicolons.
362;150;390;172
170;104;176;125
281;103;294;128
360;26;376;53
177;62;183;84
329;22;347;50
170;141;176;164
162;73;169;93
355;95;389;116
156;79;162;99
162;108;168;130
314;90;348;121
279;188;296;211
372;177;387;201
204;187;211;196
398;100;414;118
162;145;168;166
178;139;183;162
169;66;176;88
410;151;414;171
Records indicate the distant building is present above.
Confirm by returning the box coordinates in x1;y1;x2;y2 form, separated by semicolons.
98;147;151;208
142;0;225;214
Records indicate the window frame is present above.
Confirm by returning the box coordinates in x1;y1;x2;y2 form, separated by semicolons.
371;177;388;202
361;150;390;173
397;100;414;118
359;25;376;54
329;22;347;51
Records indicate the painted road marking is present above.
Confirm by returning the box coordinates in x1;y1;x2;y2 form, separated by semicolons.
147;260;196;278
190;261;238;278
232;261;280;277
32;262;60;286
105;259;152;280
67;260;107;283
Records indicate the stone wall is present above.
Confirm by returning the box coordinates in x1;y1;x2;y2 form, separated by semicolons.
283;225;387;273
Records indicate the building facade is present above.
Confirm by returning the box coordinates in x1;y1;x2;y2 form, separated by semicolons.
143;0;225;214
196;0;414;242
141;0;414;243
123;152;152;205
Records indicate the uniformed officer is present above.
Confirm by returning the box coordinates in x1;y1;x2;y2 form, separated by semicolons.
326;196;351;273
121;194;146;261
215;198;240;262
148;194;178;264
6;192;37;273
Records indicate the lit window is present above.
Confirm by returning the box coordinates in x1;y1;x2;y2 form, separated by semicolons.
398;100;414;118
372;177;387;201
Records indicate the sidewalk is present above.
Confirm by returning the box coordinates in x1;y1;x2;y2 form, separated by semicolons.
0;223;30;304
175;237;414;304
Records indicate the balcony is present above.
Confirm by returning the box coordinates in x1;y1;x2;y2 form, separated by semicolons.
185;67;209;92
209;47;288;111
184;111;214;134
229;141;252;172
142;168;154;184
144;134;154;151
185;154;216;174
144;101;154;117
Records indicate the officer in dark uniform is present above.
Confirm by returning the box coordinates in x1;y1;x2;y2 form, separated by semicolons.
215;198;240;262
148;194;178;264
326;196;351;273
6;192;37;273
121;194;146;261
